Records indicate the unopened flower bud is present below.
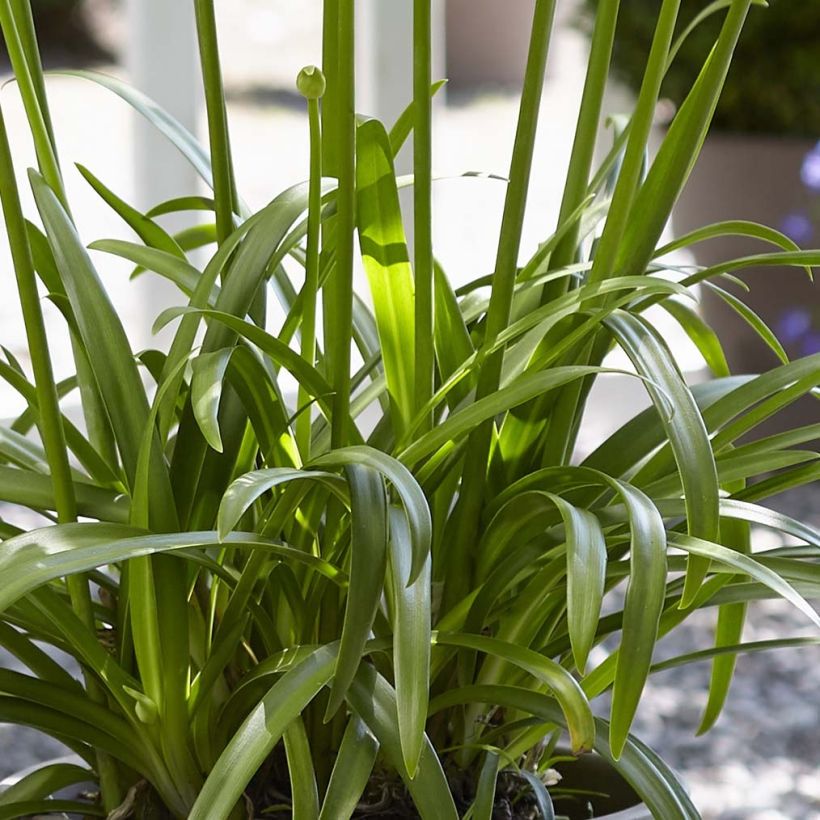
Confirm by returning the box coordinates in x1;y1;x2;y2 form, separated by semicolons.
297;65;326;100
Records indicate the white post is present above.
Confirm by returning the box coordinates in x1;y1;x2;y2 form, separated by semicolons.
124;0;202;346
125;0;201;211
356;0;411;151
356;0;445;174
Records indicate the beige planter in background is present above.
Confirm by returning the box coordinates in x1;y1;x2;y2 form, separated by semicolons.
675;134;818;370
674;134;819;438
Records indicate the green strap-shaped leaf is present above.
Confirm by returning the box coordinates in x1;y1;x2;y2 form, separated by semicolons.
326;463;388;718
0;464;128;522
226;346;301;469
388;507;432;776
644;449;817;498
607;480;667;760
0;801;105;819
704;281;789;364
0;525;344;614
90;239;215;302
0;697;146;776
168;181;315;521
387;79;447;155
218;467;348;540
318;717;379;820
470;751;501;820
400;365;623;466
29;171;176;529
190;645;339;820
518;770;556;820
614;0;755;278
191;348;234;453
0;621;80;690
76;164;184;258
653;218;802;260
346;664;459;820
429;685;697;819
548;494;607;674
146;195;217;218
606;310;718;606
620;356;820;494
356;117;416;438
156;306;335;425
0;670;140;760
433;261;475;409
660;298;730;378
652;637;820;675
698;499;750;735
436;632;595;754
0;762;92;808
309;446;432;584
580;377;742;481
670;534;820;629
283;717;320;820
651;498;820;548
61;69;214;188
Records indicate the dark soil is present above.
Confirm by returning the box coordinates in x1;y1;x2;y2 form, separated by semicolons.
245;747;635;819
247;750;551;819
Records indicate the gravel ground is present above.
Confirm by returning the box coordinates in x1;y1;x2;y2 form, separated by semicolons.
629;486;820;820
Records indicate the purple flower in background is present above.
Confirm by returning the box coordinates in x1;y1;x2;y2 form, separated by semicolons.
778;308;812;344
802;331;820;357
801;141;820;191
780;211;814;245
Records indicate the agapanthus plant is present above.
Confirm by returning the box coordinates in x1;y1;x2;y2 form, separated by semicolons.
0;0;817;818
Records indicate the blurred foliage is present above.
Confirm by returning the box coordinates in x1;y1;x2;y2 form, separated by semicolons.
579;0;820;137
0;0;108;64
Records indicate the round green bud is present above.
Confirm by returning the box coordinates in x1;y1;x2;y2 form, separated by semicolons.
296;65;326;100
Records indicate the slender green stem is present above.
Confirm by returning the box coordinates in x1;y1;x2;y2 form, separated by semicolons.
10;0;56;148
541;0;620;300
321;0;340;177
0;125;73;525
442;0;557;611
413;0;434;430
194;0;239;245
298;97;323;459
587;0;680;287
324;0;355;447
0;0;66;207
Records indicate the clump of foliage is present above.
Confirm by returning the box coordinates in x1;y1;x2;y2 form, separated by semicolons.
0;0;818;818
579;0;820;136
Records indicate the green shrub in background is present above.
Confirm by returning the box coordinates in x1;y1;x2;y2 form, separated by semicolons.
1;0;107;65
579;0;820;136
0;0;818;818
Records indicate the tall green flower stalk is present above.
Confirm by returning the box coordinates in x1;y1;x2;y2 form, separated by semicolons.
295;65;325;460
413;0;434;431
0;0;817;818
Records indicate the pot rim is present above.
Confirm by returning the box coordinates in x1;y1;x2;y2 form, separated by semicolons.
0;752;657;819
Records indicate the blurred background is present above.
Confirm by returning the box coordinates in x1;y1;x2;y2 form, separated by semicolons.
0;2;817;817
